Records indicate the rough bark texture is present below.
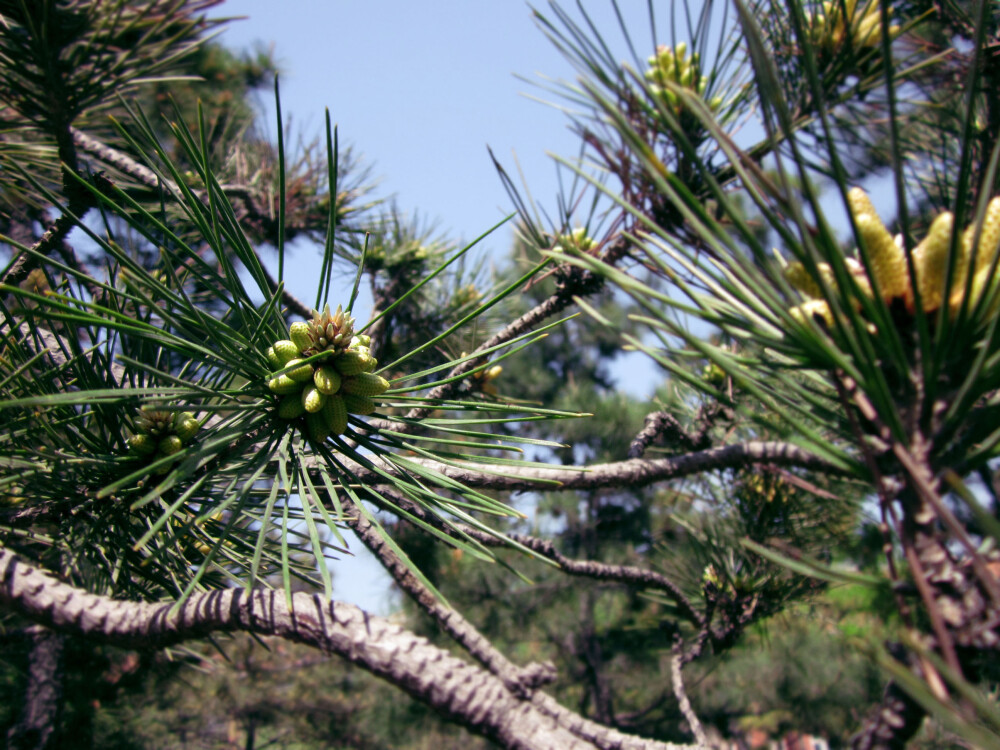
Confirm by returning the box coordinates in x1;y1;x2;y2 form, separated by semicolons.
345;499;557;697
0;547;691;750
373;441;841;492
6;628;65;750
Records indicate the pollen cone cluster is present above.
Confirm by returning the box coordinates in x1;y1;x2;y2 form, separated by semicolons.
644;42;722;114
787;189;1000;328
809;0;900;52
128;408;200;473
265;305;390;442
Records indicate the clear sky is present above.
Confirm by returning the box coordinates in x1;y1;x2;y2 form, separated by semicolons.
218;1;662;613
220;1;655;249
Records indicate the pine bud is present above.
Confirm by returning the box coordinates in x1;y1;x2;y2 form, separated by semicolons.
341;372;390;397
266;346;282;368
912;211;954;313
313;365;342;395
159;435;183;456
128;434;157;455
847;187;878;220
855;212;907;301
323;393;348;435
174;417;200;442
283;358;315;382
970;197;1000;276
302;384;326;413
334;348;373;376
784;262;836;299
789;299;834;328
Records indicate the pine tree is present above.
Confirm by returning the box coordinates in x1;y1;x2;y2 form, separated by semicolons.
2;1;999;749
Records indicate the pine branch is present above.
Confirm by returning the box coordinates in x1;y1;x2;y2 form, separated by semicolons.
358;440;843;492
398;238;623;427
6;627;65;750
70;126;314;318
13;320;841;493
342;494;557;697
0;545;693;750
1;213;80;288
670;641;708;750
371;485;704;627
628;410;715;458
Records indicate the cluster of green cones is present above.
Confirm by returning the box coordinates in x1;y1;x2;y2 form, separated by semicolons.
265;304;390;441
128;409;201;472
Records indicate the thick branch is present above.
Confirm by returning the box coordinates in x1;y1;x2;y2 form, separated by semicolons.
362;440;842;492
0;546;690;750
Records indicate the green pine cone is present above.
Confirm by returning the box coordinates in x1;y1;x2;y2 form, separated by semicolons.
273;340;300;364
307;411;331;442
323;393;348;435
289;322;312;353
268;374;302;395
314;365;342;395
174;417;200;442
128;434;157;455
277;393;307;419
341;372;390;397
342;392;375;416
334;348;373;376
266;346;282;369
284;358;315;382
159;435;183;456
302;384;326;413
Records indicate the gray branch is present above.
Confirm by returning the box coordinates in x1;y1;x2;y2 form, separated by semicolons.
14;321;840;493
0;546;692;750
397;239;622;428
372;485;704;626
343;495;557;696
356;440;842;492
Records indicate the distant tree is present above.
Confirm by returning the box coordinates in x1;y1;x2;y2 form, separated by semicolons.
2;1;999;749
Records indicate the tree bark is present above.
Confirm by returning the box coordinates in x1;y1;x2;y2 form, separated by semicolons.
6;627;65;750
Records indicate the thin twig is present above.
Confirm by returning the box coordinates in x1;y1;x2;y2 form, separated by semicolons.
342;494;557;696
628;410;714;458
71;126;313;320
397;238;624;428
371;485;704;627
670;640;708;749
1;213;80;288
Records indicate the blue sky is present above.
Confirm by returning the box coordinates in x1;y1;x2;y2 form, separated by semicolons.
220;1;653;250
219;1;663;613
